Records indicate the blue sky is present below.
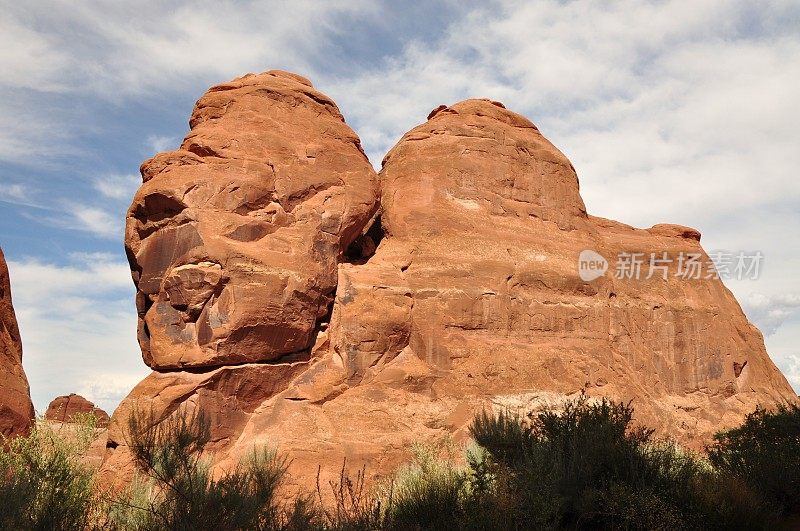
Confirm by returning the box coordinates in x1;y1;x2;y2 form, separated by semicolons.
1;0;798;413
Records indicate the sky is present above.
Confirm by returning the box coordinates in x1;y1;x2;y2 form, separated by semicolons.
1;0;798;414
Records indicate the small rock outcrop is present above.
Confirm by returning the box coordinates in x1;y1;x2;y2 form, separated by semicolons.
45;394;110;427
101;73;797;491
0;247;35;438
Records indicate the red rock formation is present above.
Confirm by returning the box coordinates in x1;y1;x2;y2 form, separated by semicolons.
0;247;35;438
45;393;110;427
125;70;378;370
101;75;797;491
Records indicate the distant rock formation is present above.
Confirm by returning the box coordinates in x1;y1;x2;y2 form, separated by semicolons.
45;393;110;427
101;72;797;490
0;247;35;438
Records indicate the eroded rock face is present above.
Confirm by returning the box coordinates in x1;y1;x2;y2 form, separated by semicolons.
102;78;797;492
126;70;379;369
45;394;110;427
325;99;796;448
0;247;35;438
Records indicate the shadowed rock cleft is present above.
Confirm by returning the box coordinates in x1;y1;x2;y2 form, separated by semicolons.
344;214;384;265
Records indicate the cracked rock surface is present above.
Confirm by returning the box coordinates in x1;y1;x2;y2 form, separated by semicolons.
101;74;797;492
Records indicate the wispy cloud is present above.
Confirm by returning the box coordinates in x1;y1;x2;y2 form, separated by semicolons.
774;353;800;393
145;135;176;155
743;293;800;336
40;205;124;239
0;13;70;92
0;182;28;201
94;173;140;201
77;373;145;414
326;0;800;226
9;252;131;297
0;181;52;209
1;1;381;98
0;1;381;167
0;91;77;166
17;200;126;240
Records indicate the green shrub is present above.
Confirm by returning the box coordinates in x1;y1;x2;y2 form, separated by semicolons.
470;394;780;530
5;397;796;530
708;403;800;516
383;443;468;530
0;414;102;530
324;397;784;530
112;407;317;531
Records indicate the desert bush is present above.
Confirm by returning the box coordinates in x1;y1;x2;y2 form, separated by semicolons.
470;394;780;530
707;403;800;516
321;397;785;530
317;461;385;530
112;407;318;531
319;444;470;531
5;397;795;530
383;443;469;530
0;413;102;530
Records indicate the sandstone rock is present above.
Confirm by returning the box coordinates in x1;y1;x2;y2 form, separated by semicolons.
45;393;110;427
102;76;797;492
125;70;379;369
0;247;34;438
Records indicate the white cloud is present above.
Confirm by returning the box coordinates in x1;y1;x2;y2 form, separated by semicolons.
0;90;78;165
61;205;122;238
7;254;146;414
776;354;800;393
762;319;800;393
145;135;177;155
76;373;146;415
0;183;28;201
0;1;381;166
8;180;130;238
8;252;131;299
0;1;380;98
17;202;126;239
742;293;800;336
0;12;70;92
94;174;140;201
